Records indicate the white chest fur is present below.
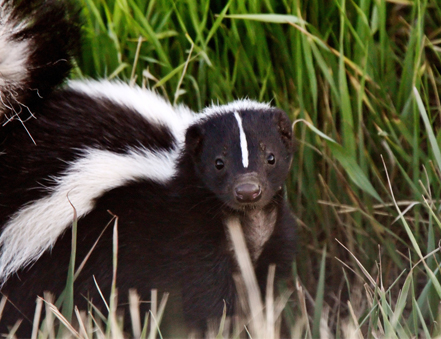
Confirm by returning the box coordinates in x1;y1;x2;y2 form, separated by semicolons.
239;209;277;263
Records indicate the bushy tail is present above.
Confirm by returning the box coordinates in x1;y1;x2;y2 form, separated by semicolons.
0;0;80;123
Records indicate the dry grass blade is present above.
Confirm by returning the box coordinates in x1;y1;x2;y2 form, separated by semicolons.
31;297;43;339
44;291;56;339
40;296;81;338
347;301;364;339
109;218;123;339
130;36;144;87
0;295;7;320
146;289;168;339
154;292;169;336
273;289;292;322
75;215;116;281
87;311;106;339
148;289;158;339
335;238;377;287
129;289;141;339
226;216;265;338
74;307;89;339
109;290;123;339
93;276;110;312
6;319;22;339
265;264;276;339
173;34;194;106
295;279;311;338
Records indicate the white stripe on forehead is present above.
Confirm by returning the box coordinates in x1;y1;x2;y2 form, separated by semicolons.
233;112;249;168
200;99;271;117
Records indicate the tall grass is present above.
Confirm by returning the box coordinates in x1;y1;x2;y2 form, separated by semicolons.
10;0;441;337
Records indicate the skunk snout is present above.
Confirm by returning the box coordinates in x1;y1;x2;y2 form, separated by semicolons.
234;173;262;203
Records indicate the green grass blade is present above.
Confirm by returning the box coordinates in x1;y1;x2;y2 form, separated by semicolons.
328;142;382;202
414;87;441;172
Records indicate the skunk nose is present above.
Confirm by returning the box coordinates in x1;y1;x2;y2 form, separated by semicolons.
235;183;262;203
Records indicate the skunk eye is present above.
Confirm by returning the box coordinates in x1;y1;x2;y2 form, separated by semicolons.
267;153;275;165
215;159;225;170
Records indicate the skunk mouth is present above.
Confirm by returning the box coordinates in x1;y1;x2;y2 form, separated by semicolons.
225;201;261;212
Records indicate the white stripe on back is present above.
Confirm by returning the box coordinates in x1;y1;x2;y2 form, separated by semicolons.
0;147;178;283
234;112;249;168
67;80;196;146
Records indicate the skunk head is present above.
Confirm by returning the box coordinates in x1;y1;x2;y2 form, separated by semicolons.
185;103;294;211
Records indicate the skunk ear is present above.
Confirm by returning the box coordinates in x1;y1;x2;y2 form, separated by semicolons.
272;108;295;152
185;124;205;158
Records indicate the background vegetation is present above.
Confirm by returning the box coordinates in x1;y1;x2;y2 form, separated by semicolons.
70;0;441;337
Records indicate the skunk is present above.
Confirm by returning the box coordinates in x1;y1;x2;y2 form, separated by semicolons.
0;0;297;335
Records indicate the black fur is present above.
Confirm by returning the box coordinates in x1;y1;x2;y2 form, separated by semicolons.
0;88;176;226
0;0;80;121
0;0;297;336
